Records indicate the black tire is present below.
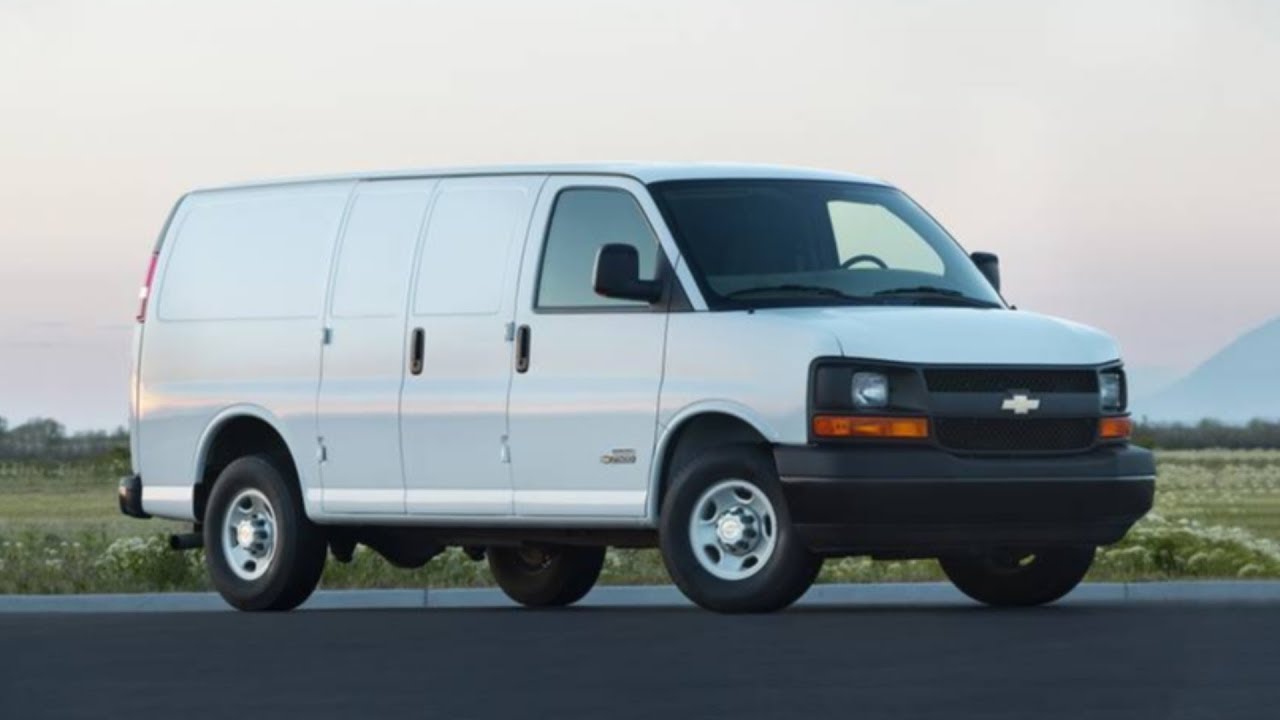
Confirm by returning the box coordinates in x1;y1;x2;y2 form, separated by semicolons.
488;545;606;607
203;454;327;612
939;546;1096;607
659;445;822;613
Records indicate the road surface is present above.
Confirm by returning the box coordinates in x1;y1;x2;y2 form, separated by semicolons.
2;601;1276;719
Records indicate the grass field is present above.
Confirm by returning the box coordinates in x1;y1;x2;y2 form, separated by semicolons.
3;450;1279;594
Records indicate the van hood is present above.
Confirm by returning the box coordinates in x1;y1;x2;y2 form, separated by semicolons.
759;306;1120;366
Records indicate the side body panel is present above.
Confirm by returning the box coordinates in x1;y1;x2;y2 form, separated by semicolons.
136;182;354;519
651;312;842;515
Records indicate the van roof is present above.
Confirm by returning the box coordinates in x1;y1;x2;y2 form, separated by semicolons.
194;163;890;193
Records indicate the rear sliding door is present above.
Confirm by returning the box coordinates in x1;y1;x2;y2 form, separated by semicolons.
317;180;437;513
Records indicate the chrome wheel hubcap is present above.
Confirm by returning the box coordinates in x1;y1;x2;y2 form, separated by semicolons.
689;479;778;580
221;489;277;581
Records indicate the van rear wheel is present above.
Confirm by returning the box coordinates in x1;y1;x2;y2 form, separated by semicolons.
659;445;822;613
488;545;606;607
203;455;327;611
939;546;1095;607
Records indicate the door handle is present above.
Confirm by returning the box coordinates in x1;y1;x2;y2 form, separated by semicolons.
514;324;531;374
409;327;425;375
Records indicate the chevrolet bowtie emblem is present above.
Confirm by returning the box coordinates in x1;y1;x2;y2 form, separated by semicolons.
1001;392;1041;415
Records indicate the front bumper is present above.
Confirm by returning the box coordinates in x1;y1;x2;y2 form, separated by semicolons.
774;444;1155;556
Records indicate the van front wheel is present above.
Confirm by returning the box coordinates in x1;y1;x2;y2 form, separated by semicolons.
659;446;822;613
488;545;605;607
203;455;327;611
939;546;1095;607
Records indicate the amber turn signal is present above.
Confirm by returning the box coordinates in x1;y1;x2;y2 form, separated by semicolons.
812;415;930;439
1099;416;1133;440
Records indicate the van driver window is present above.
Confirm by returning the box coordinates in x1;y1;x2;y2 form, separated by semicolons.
536;188;659;309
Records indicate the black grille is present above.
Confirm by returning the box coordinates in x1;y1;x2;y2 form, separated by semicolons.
924;369;1098;394
934;418;1098;453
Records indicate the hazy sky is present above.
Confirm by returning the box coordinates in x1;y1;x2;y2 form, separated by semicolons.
2;0;1278;428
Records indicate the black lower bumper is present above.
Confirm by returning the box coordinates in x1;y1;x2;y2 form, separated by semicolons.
774;444;1155;556
118;475;150;519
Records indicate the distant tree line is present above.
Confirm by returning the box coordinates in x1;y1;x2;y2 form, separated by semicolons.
1132;419;1280;450
0;417;129;461
2;415;1278;461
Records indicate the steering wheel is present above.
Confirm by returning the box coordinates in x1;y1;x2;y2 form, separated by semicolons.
841;253;888;269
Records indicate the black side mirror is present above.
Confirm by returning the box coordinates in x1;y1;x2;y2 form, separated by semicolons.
593;243;662;303
970;251;1000;292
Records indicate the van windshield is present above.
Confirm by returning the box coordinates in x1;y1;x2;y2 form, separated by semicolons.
648;180;1005;310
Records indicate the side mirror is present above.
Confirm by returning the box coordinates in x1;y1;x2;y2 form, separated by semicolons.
593;243;663;304
970;251;1000;292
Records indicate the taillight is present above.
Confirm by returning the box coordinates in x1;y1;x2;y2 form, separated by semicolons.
136;251;159;322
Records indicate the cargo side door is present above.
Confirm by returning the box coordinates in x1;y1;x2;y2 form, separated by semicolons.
317;179;438;514
400;175;545;515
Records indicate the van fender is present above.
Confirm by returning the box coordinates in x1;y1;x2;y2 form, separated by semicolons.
645;400;780;522
191;404;319;517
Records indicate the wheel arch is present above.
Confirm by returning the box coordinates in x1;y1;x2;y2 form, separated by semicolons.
647;403;778;521
192;406;303;522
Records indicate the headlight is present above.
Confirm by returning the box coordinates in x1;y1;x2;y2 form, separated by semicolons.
1100;371;1125;411
852;372;889;408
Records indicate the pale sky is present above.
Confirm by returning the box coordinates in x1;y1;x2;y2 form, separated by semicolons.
1;0;1278;428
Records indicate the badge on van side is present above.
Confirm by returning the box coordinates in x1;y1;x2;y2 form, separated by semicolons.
600;449;637;465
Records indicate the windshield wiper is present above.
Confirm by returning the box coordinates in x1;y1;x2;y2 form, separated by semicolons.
722;283;1000;307
873;286;1002;307
724;284;871;302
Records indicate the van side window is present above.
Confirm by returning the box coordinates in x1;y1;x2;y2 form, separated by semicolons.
535;189;659;310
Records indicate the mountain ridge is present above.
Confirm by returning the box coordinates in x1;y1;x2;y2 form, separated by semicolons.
1135;315;1280;423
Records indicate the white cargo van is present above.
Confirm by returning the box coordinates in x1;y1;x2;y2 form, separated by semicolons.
121;164;1154;612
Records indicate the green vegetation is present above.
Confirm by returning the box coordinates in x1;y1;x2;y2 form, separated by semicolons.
3;449;1280;594
0;417;128;462
1132;419;1280;450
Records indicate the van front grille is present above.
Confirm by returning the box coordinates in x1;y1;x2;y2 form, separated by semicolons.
933;417;1097;453
924;369;1098;394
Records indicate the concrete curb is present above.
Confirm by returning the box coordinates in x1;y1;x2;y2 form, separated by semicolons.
2;581;1280;613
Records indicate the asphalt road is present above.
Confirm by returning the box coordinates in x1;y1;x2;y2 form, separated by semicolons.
2;603;1277;719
